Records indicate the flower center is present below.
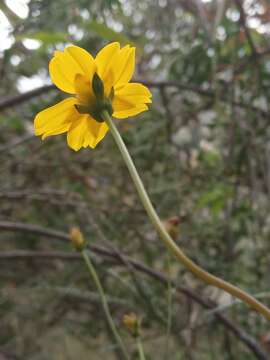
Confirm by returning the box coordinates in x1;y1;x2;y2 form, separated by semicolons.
75;73;114;122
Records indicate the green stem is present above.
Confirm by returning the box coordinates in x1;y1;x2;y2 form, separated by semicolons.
102;110;270;322
81;249;130;360
136;336;146;360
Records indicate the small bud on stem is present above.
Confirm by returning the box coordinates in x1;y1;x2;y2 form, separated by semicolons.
123;313;141;338
70;227;85;251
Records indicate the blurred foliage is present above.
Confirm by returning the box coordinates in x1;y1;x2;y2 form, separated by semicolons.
1;0;270;359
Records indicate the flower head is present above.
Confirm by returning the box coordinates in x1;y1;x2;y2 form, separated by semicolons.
34;42;152;151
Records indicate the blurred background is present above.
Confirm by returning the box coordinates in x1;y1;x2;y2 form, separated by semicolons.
1;0;270;359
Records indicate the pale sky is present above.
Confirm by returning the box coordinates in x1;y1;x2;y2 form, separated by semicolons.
0;0;40;52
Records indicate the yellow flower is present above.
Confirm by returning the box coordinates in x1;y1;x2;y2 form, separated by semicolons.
34;42;152;151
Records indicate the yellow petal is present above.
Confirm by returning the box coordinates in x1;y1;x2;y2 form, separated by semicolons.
114;83;152;107
86;119;109;148
34;97;78;139
111;46;135;86
49;57;75;93
67;115;109;151
95;42;120;79
66;46;96;78
113;105;148;119
115;82;152;98
112;82;151;119
49;45;96;94
103;68;115;97
112;96;134;111
74;74;94;105
95;43;135;91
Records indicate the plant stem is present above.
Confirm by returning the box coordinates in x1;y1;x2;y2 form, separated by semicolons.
81;249;130;360
136;336;146;360
102;110;270;322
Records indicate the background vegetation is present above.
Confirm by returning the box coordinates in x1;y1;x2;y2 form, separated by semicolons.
1;0;270;358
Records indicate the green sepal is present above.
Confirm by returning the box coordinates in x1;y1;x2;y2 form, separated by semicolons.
75;73;114;122
75;104;92;114
75;101;113;122
90;99;113;122
92;73;104;100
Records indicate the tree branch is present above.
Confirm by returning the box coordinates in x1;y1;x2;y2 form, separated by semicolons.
0;221;268;360
0;80;268;119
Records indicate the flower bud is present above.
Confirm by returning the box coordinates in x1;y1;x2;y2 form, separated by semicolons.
122;313;140;337
70;227;85;251
163;216;180;240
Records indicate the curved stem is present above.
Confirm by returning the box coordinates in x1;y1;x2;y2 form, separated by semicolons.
81;249;130;360
102;110;270;322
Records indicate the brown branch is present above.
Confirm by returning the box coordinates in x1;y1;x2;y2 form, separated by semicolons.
0;221;268;360
0;250;80;261
0;189;83;210
0;81;211;112
234;0;258;57
0;85;55;111
0;134;35;154
0;80;268;119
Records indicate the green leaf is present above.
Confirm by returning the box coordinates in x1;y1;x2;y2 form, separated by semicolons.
17;31;68;45
85;21;137;48
197;184;233;216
